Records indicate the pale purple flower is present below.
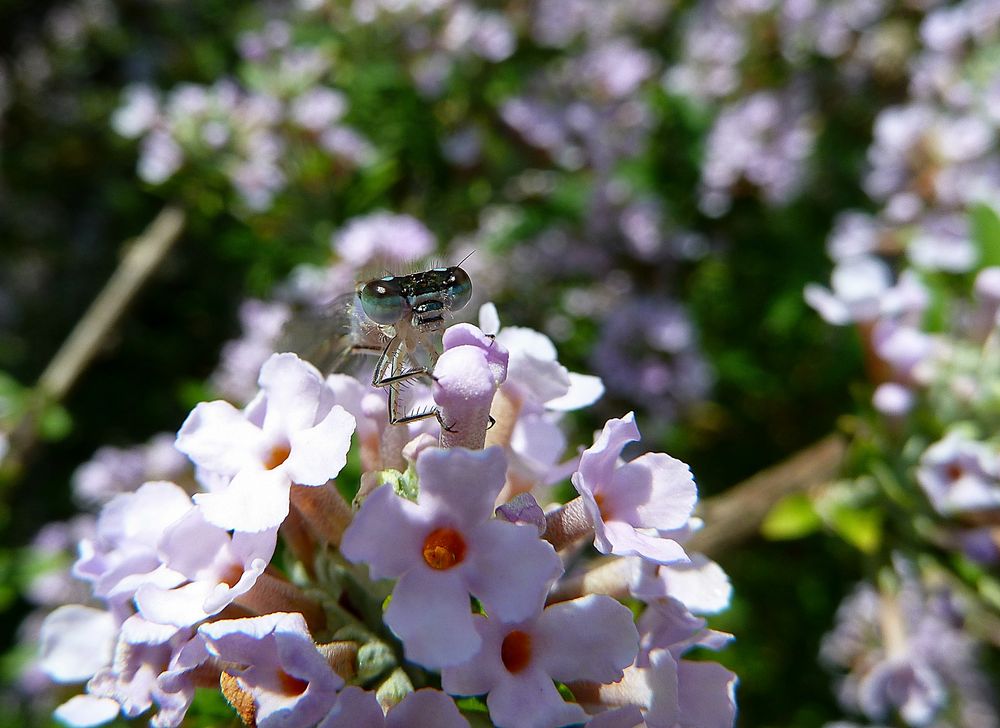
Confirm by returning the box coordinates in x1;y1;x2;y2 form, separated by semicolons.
699;88;817;215
630;554;733;615
134;507;277;627
822;567;997;728
805;256;894;325
137;129;183;184
332;211;435;267
575;39;655;100
441;595;639;728
480;303;603;413
111;84;159;139
86;615;199;725
53;694;120;726
907;214;978;273
320;687;470;728
210;298;292;405
228;155;286;212
341;446;563;668
974;266;1000;304
441;6;516;63
615;597;737;728
663;6;746;102
873;382;916;417
72;434;189;506
289;87;347;132
916;432;1000;515
871;320;935;383
73;481;193;611
39;605;117;684
26;517;95;607
434;324;509;446
177;353;355;532
319;126;377;166
827;211;886;261
200;612;342;728
479;303;603;493
955;528;1000;565
590;297;711;423
572;413;697;564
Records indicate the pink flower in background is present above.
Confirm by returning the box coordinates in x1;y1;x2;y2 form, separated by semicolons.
176;353;355;532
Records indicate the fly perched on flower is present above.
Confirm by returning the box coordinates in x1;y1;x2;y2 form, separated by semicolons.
282;264;473;426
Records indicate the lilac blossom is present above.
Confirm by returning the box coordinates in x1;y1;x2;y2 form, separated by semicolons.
826;212;889;261
434;323;509;449
663;5;747;103
71;434;190;506
341;446;564;668
134;508;277;627
200;612;343;728
39;605;117;684
804;256;895;326
907;214;978;273
572;413;697;564
699;87;818;216
441;595;639;728
630;554;734;616
210;299;292;405
85;616;201;726
821;570;996;727
176;352;355;532
590;297;711;424
629;597;737;728
478;303;603;497
320;687;471;728
332;211;436;268
873;382;917;416
916;431;1000;515
72;481;193;612
574;597;736;727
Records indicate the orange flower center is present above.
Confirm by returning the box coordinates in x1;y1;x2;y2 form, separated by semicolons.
946;463;964;482
500;630;533;674
220;564;244;588
593;491;610;519
422;527;466;570
276;670;309;696
264;443;291;470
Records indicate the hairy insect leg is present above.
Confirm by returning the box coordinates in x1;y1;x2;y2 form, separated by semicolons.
374;337;451;429
386;387;455;431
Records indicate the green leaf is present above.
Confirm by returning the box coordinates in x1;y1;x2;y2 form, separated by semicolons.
828;507;882;554
39;404;72;441
971;202;1000;269
761;492;822;540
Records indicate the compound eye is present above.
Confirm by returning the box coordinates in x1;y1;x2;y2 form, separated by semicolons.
447;267;472;312
359;278;405;325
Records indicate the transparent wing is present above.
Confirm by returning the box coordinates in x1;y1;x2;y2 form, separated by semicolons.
277;293;384;374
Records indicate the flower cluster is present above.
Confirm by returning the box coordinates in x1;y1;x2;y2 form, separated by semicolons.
801;2;1000;724
36;291;737;726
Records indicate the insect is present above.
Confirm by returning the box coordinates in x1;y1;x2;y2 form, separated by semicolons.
282;264;474;426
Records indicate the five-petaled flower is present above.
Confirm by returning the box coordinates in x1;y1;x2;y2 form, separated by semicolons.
176;352;356;532
341;445;564;668
572;412;697;564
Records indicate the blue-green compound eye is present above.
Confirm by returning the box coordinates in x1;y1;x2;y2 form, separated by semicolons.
447;267;472;311
359;278;406;325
